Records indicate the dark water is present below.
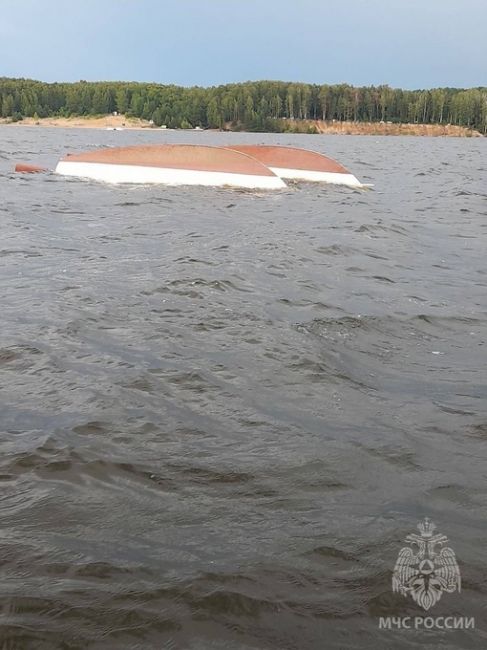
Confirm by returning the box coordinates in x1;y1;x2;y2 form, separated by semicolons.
0;126;486;649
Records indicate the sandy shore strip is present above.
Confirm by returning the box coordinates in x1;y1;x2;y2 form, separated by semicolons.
0;115;155;130
308;119;481;137
0;115;482;136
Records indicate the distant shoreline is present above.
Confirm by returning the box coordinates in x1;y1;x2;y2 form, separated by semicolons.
0;115;481;137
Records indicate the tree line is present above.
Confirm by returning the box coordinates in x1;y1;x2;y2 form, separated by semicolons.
1;78;486;133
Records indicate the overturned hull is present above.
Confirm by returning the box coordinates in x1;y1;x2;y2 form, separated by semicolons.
16;143;367;189
225;145;364;187
54;144;287;190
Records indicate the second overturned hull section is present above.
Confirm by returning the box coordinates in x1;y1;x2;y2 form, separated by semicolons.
225;145;364;187
54;144;286;190
268;167;363;186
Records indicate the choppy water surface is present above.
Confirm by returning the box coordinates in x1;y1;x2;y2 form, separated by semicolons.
0;127;486;649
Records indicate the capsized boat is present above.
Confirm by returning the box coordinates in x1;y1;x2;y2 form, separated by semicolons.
54;144;286;189
15;144;368;189
225;145;364;187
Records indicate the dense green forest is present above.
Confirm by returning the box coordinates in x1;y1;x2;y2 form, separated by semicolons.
1;78;486;133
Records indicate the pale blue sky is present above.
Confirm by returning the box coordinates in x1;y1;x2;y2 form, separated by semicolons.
1;0;486;89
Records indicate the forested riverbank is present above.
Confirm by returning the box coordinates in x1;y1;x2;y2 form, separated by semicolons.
1;78;485;134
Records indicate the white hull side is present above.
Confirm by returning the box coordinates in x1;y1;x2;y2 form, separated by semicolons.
269;167;363;187
55;161;287;189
